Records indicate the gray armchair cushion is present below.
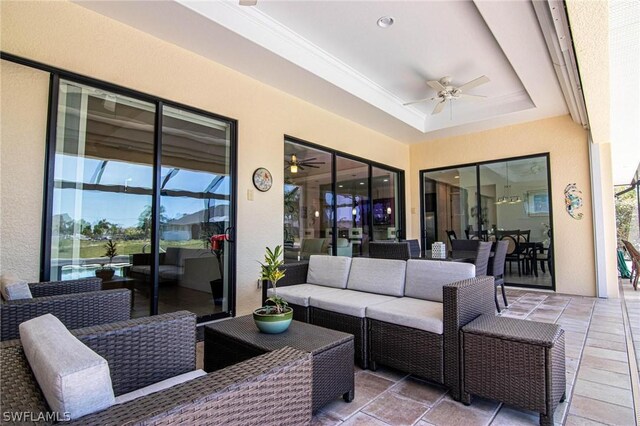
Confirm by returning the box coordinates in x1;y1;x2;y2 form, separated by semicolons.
19;314;115;420
0;275;32;301
346;258;406;296
307;255;351;289
164;247;181;266
267;284;342;307
114;369;206;405
404;260;475;302
309;289;395;318
366;297;443;334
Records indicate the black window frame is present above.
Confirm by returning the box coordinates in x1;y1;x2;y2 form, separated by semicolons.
284;135;406;256
419;152;555;291
1;52;239;322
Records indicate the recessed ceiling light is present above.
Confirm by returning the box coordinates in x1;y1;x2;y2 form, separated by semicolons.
360;182;365;185
339;184;344;188
383;179;389;182
377;16;394;28
454;175;460;179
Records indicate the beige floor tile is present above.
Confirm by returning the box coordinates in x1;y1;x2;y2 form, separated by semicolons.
563;414;607;425
586;330;626;343
355;372;395;395
422;399;496;426
312;411;343;426
489;405;538;425
341;412;389;426
390;377;448;406
582;346;629;363
584;337;628;352
321;391;378;421
572;379;634;408
362;392;429;426
580;355;630;374
576;366;631;389
588;323;626;335
568;395;636;425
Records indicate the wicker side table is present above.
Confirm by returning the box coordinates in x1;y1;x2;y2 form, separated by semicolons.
462;315;566;426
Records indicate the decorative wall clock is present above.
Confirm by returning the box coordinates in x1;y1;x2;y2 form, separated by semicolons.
253;167;273;192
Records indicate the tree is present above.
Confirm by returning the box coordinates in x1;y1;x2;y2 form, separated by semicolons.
616;188;639;248
93;219;112;237
137;205;168;236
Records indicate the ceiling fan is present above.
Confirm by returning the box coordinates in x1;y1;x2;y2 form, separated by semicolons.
403;75;490;115
285;154;326;173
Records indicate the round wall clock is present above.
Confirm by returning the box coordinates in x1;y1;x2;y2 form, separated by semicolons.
252;167;273;192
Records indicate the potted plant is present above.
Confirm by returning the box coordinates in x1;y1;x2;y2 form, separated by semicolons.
253;245;293;334
95;239;118;281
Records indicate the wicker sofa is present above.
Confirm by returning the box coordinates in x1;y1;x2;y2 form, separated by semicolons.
0;278;131;341
264;255;495;401
1;311;313;425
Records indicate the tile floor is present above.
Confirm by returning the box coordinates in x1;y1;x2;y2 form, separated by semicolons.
195;282;640;425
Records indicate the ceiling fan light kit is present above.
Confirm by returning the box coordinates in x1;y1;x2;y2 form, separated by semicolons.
404;75;490;116
286;153;326;174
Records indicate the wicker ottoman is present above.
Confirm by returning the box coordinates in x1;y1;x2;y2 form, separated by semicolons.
462;315;566;426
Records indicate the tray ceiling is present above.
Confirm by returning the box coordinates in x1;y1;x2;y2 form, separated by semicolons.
77;0;568;143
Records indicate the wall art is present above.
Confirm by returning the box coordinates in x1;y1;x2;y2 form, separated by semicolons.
564;183;583;220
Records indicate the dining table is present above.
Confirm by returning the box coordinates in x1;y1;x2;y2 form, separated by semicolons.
422;250;478;263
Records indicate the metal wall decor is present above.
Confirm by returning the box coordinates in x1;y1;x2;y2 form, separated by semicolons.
564;183;583;220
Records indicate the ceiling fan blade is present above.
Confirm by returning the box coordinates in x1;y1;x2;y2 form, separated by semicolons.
300;157;317;162
458;93;487;99
239;0;257;5
432;100;446;115
426;80;446;92
458;75;490;92
304;165;321;169
402;98;433;106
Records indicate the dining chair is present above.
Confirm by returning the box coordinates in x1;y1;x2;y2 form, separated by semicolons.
498;230;524;276
446;230;457;245
622;240;639;291
473;241;492;276
401;239;422;258
451;239;480;252
369;241;411;260
490;240;509;312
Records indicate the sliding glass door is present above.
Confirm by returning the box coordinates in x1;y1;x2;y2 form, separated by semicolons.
284;137;404;261
48;79;236;321
420;154;554;289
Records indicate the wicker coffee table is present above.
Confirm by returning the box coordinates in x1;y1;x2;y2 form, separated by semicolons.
204;315;355;413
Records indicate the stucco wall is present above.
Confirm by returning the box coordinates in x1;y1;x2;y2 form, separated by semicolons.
0;1;410;314
409;115;597;296
0;61;49;281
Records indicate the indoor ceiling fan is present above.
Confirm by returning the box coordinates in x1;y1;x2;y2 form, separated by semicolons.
285;154;326;173
403;75;490;115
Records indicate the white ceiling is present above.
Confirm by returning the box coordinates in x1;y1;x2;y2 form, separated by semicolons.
77;0;568;144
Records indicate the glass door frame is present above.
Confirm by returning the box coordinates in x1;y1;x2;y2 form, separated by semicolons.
33;65;237;323
285;135;406;254
419;152;555;291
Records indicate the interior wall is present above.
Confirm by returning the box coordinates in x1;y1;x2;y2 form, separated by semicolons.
410;115;596;296
0;1;410;314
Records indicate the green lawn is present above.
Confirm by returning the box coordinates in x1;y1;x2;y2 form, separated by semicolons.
56;239;206;259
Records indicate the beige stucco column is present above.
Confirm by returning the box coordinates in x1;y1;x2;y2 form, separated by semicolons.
567;0;618;298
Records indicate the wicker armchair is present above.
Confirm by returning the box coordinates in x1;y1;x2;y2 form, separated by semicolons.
1;311;313;425
1;278;131;341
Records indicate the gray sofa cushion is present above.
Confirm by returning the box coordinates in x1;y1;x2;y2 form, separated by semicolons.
267;284;343;307
309;289;396;318
346;258;406;296
366;297;444;334
404;260;475;302
115;369;206;405
164;247;180;266
19;314;115;420
0;274;32;300
307;255;352;289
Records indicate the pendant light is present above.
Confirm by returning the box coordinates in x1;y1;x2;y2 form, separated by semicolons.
496;162;522;205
